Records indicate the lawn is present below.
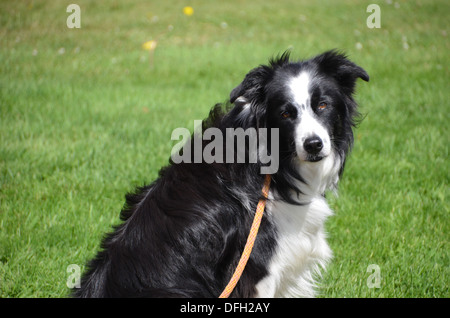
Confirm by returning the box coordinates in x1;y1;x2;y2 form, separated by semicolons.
0;0;448;297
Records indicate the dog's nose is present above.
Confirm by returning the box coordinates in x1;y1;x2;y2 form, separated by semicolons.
304;136;323;155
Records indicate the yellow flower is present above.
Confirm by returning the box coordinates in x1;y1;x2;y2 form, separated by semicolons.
142;40;157;51
183;6;194;16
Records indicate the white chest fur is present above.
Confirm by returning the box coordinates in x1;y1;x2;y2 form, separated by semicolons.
255;194;333;298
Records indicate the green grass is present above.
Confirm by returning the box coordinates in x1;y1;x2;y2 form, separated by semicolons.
0;0;448;297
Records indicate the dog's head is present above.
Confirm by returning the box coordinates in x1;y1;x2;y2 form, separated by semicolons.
230;50;369;166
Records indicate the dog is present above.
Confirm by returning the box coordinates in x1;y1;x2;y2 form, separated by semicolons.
74;50;368;298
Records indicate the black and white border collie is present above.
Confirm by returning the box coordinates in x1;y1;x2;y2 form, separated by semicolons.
75;50;369;298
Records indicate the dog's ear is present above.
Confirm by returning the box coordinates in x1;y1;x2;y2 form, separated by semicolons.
233;96;249;108
230;51;291;104
229;66;273;129
230;84;245;104
230;65;273;104
313;50;369;95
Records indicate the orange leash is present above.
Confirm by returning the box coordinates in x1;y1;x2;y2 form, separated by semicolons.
219;174;271;298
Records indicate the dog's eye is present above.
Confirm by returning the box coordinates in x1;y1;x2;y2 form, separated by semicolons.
318;102;327;110
281;111;291;119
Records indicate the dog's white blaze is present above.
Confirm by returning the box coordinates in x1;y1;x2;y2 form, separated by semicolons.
288;71;331;161
289;71;311;109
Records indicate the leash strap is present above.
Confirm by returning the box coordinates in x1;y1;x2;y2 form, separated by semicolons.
219;174;271;298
